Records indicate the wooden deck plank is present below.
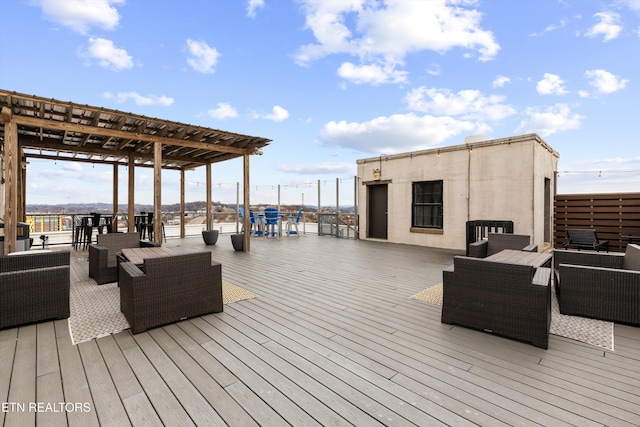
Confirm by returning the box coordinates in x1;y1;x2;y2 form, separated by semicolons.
191;316;327;427
55;320;100;427
228;301;459;426
162;323;260;426
118;344;195;426
5;325;37;427
78;340;132;426
0;328;18;427
131;332;226;426
211;311;389;427
226;305;467;427
94;334;144;400
3;235;640;426
35;322;67;427
120;392;163;426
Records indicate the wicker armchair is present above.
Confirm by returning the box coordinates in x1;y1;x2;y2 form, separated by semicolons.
468;233;537;258
442;256;551;349
89;232;158;285
118;251;223;334
1;251;70;330
554;244;640;325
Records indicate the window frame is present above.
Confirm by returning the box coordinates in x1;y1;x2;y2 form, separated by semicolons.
411;180;443;229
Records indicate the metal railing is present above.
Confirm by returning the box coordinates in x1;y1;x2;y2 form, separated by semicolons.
23;211;358;246
317;213;358;239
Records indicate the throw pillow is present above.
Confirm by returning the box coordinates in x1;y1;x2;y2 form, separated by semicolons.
622;243;640;271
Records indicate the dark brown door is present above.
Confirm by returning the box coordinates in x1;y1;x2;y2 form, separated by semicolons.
368;184;388;239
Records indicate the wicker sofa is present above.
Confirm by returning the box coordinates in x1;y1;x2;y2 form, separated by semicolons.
89;232;158;285
1;251;70;330
118;251;223;334
468;233;537;258
442;256;551;348
554;244;640;325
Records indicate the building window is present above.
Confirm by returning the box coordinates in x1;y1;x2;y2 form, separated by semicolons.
412;180;443;229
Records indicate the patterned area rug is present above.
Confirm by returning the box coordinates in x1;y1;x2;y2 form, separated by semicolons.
411;283;614;351
69;279;256;345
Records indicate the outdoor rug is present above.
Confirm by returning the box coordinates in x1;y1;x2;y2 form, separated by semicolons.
411;283;614;351
69;279;256;345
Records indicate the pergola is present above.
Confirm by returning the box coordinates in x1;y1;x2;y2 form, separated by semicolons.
0;89;271;253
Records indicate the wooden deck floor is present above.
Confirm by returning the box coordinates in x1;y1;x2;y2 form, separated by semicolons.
2;235;639;426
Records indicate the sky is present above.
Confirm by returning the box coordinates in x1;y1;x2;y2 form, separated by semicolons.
1;0;639;207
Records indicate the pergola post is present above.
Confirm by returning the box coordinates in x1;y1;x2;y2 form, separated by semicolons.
127;154;135;232
243;153;250;252
153;141;162;245
206;162;212;231
180;169;185;238
113;163;118;232
1;107;18;254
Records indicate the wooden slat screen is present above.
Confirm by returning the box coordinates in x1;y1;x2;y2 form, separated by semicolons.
554;192;640;252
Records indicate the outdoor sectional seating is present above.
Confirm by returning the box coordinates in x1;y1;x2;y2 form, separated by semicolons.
0;251;70;330
89;232;159;285
442;255;551;349
468;233;537;258
554;244;640;325
118;251;223;334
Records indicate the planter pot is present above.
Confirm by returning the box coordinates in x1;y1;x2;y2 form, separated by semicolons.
231;234;244;251
202;230;219;245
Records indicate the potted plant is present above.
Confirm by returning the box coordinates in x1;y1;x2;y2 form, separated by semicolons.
202;229;219;245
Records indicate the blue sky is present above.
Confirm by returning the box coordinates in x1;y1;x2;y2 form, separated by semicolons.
1;0;639;207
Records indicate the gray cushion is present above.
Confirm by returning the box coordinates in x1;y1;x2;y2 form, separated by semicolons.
623;244;640;271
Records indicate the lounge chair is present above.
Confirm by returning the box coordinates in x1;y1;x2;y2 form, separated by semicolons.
554;244;640;325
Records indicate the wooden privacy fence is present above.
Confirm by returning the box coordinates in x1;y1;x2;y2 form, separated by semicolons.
554;192;640;252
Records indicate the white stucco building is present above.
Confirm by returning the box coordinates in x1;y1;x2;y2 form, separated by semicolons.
356;134;559;251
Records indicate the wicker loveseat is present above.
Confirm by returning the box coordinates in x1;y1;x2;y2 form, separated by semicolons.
554;244;640;325
89;232;158;285
118;251;223;334
1;251;70;330
468;233;537;258
442;256;551;348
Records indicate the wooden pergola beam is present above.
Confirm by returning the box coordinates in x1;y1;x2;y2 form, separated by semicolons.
12;115;249;155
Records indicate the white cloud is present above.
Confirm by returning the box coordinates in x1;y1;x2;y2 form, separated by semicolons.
320;113;489;154
85;37;133;70
617;0;640;11
186;39;220;74
103;92;174;106
584;69;628;94
337;62;408;85
295;0;499;85
426;64;441;76
405;87;516;122
262;105;289;122
516;104;584;136
247;0;265;18
536;73;568;95
492;75;511;88
251;106;290;122
585;11;622;41
277;162;355;175
34;0;123;34
207;103;238;119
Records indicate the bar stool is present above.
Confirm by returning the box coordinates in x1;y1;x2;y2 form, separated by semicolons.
82;216;93;250
135;213;147;239
73;216;85;250
146;212;154;241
